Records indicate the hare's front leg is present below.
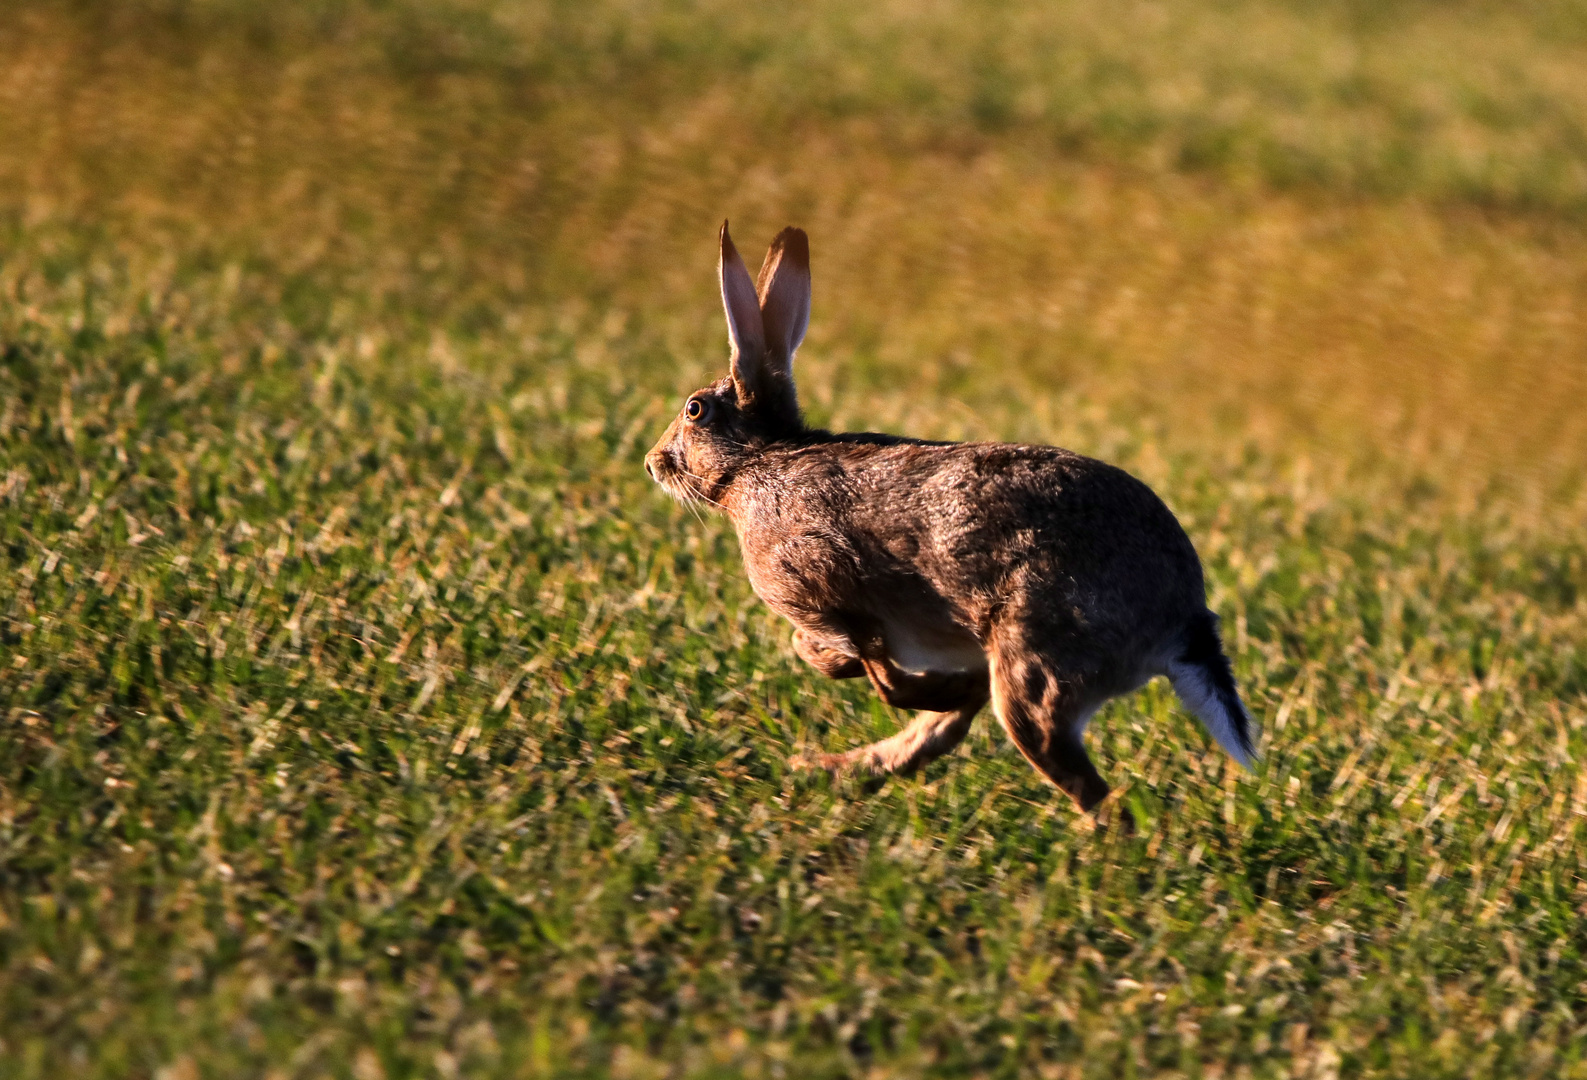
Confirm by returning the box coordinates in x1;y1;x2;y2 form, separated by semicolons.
791;628;864;679
816;673;989;777
860;657;987;712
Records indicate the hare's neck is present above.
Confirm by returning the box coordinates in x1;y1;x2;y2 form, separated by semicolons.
716;448;804;531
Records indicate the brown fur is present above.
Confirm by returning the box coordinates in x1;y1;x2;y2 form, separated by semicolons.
646;224;1256;817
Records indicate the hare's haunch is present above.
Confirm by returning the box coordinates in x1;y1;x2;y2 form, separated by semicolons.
646;223;1256;817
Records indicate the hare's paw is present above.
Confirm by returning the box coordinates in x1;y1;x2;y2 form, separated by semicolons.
791;629;865;679
1088;792;1137;837
790;750;893;796
788;750;853;774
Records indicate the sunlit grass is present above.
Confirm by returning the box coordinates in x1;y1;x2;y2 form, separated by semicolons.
1;1;1585;1077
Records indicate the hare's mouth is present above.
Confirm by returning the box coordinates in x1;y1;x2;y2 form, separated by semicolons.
656;475;702;504
645;449;704;504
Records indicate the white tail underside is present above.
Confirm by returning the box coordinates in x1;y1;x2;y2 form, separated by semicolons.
1167;659;1256;768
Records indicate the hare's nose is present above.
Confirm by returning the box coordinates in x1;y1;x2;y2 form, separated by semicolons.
644;455;656;479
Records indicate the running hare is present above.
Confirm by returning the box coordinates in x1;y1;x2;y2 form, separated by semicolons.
645;223;1257;815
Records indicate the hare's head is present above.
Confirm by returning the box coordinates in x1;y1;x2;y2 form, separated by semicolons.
645;222;810;505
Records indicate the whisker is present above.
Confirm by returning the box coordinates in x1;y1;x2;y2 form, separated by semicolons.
673;466;730;511
654;467;723;525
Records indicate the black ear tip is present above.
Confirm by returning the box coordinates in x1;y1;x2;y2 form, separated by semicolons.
774;223;812;253
772;226;809;263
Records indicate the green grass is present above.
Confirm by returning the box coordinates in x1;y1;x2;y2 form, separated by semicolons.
2;1;1587;1077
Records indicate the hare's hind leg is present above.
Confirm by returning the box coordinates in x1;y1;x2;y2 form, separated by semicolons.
987;641;1110;813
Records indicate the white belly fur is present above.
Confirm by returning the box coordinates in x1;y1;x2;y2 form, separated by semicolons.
880;615;987;675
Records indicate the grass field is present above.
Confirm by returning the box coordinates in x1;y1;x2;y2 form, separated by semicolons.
2;1;1587;1076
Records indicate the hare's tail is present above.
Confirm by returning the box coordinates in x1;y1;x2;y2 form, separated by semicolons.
1167;610;1257;767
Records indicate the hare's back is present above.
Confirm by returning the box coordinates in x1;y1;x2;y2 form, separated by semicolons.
849;440;1206;616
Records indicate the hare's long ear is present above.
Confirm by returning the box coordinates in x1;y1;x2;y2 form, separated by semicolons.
756;227;810;385
720;222;767;401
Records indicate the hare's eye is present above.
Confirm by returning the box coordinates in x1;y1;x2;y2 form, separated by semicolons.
685;397;711;423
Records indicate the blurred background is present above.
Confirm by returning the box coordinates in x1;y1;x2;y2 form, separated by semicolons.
4;2;1587;1076
4;0;1586;511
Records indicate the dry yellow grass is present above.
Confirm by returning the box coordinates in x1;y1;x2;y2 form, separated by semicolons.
2;1;1584;518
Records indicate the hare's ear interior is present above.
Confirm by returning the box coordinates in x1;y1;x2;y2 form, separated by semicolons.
720;222;767;397
756;227;810;383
